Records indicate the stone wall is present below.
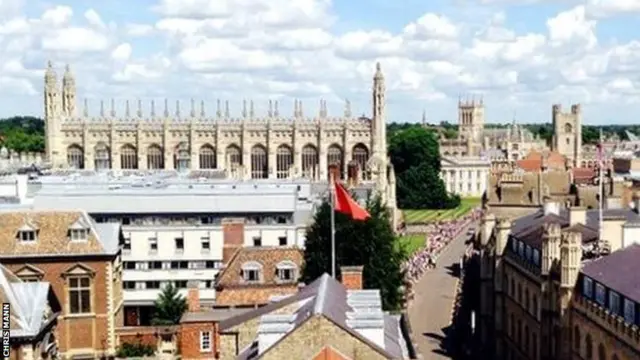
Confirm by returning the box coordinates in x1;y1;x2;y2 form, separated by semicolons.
0;149;46;170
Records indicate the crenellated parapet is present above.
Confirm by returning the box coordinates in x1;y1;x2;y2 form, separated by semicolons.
573;294;640;348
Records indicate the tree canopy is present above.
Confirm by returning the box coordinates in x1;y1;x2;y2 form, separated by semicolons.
301;195;405;311
151;283;188;325
0;116;45;153
388;126;460;209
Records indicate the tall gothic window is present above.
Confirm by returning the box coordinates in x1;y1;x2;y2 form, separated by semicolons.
94;142;110;170
327;144;344;179
120;144;138;169
276;145;293;179
251;145;268;179
147;145;164;169
67;145;84;169
301;144;318;179
173;142;190;171
352;143;370;180
226;145;242;170
565;123;573;133
199;144;216;169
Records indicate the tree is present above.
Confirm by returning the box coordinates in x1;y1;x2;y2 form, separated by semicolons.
388;126;459;209
151;283;188;325
301;195;405;311
0;116;45;153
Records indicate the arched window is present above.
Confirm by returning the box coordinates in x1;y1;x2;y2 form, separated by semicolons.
586;334;593;359
598;344;606;360
66;145;84;169
327;144;343;179
276;145;293;179
94;142;110;170
301;144;318;179
251;145;268;179
565;123;573;133
147;145;164;169
574;326;580;351
120;144;138;169
174;142;190;171
199;144;216;169
352;143;370;180
524;325;529;352
226;144;242;170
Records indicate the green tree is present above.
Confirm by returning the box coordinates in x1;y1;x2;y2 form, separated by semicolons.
301;195;405;311
388;126;459;209
151;283;188;325
0;116;45;153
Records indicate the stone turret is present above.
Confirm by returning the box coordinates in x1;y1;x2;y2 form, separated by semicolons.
62;64;76;117
560;231;581;288
480;211;496;247
541;222;562;275
495;218;511;256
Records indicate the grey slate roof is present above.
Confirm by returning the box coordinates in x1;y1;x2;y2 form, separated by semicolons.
222;273;411;360
581;244;640;303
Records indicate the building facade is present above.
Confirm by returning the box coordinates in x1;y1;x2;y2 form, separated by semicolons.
0;210;123;359
43;62;389;186
440;156;491;197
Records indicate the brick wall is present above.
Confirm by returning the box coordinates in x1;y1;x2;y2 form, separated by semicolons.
3;258;115;356
340;266;363;291
179;322;219;360
222;219;244;263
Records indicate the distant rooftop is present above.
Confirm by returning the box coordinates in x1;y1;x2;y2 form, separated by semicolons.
581;244;640;303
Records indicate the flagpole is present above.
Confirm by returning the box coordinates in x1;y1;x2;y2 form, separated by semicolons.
598;128;604;248
330;172;336;278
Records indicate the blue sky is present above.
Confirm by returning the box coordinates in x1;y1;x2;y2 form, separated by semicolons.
0;0;639;125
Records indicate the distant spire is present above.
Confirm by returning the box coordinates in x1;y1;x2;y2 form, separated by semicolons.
344;99;351;118
216;99;222;118
190;98;195;117
422;110;426;125
163;99;169;117
298;100;304;117
200;100;205;117
110;98;115;117
83;98;88;117
250;100;255;118
137;99;142;117
125;100;130;117
100;100;105;117
242;100;247;118
175;100;180;117
268;100;273;117
274;100;279;117
151;100;156;117
293;100;299;117
224;100;230;118
319;99;326;118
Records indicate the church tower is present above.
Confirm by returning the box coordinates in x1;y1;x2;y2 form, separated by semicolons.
372;62;386;159
552;104;582;167
458;96;485;143
44;61;62;166
62;64;76;117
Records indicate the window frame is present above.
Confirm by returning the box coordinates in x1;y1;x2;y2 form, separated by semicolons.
595;283;606;306
609;291;620;315
583;277;593;298
200;331;212;352
70;229;88;241
624;298;635;324
68;276;92;314
19;230;37;242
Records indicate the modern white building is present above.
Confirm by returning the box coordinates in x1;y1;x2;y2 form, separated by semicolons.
6;169;378;326
440;156;491;198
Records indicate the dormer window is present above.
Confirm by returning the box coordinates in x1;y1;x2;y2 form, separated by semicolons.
70;229;88;241
241;261;262;283
19;230;37;242
276;261;297;282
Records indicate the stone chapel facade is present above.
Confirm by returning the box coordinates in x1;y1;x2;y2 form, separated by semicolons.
43;62;390;184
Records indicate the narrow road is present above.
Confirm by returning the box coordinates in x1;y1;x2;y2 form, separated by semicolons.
407;223;476;360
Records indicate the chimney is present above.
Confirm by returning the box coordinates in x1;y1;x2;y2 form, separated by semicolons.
569;206;586;226
187;280;200;312
543;198;560;216
340;266;364;290
222;218;244;263
541;223;561;276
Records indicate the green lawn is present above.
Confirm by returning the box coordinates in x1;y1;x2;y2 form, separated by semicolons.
403;198;481;225
395;234;425;259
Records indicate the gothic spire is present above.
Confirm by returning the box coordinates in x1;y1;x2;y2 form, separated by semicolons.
110;98;115;117
216;99;222;118
83;98;88;117
163;99;169;117
100;100;105;117
268;100;273;117
200;100;205;117
137;99;142;117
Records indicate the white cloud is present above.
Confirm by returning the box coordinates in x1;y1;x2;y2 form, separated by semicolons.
0;0;638;122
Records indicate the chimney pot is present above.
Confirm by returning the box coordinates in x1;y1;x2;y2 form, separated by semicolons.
340;266;364;290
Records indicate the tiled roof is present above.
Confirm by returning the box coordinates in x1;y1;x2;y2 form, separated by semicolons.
511;211;598;249
581;244;640;303
0;210;121;257
215;246;304;306
516;150;566;172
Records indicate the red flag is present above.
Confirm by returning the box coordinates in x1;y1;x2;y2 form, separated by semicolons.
334;182;370;220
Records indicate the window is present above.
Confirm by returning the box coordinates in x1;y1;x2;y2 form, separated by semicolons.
201;237;210;250
19;230;36;242
70;229;88;241
518;241;524;257
170;261;188;269
532;295;538;318
244;269;260;282
253;236;262;247
149;261;162;269
174;281;187;288
123;237;131;251
533;249;540;266
278;236;287;246
595;283;605;305
200;331;212;352
148;237;158;251
609;291;620;315
511;239;517;252
69;276;91;314
123;281;135;290
277;268;294;281
598;344;606;360
624;298;635;324
124;262;136;270
175;237;184;251
525;245;532;261
583;277;593;298
146;281;160;289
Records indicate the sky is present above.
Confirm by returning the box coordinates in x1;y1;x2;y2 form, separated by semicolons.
0;0;639;125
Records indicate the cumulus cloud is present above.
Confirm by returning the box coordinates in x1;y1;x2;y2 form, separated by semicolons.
0;0;638;122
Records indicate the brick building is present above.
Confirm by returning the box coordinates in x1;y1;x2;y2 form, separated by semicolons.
214;246;304;307
179;266;416;359
0;210;124;359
